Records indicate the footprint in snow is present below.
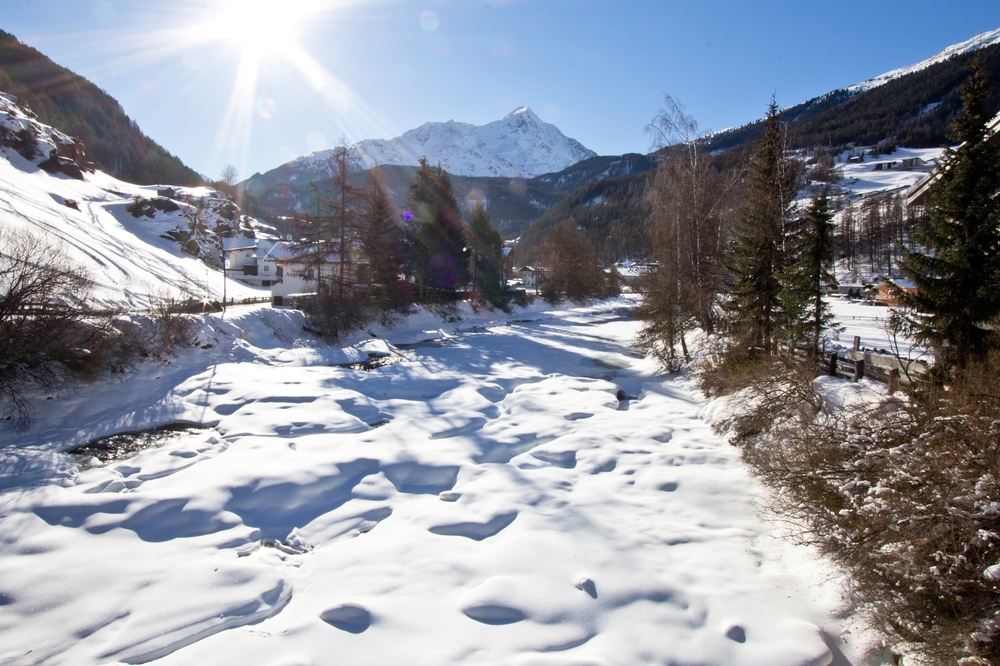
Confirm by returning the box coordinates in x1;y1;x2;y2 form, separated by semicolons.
725;623;747;643
320;603;372;633
574;576;598;598
428;511;517;541
462;603;527;625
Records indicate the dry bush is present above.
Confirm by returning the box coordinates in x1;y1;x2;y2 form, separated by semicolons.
146;292;200;355
712;349;1000;664
0;228;131;430
301;287;374;341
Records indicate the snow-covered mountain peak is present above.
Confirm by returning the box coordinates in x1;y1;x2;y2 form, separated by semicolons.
279;107;596;180
504;106;538;121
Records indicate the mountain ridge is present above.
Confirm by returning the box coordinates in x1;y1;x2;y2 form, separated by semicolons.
277;105;596;181
0;29;201;186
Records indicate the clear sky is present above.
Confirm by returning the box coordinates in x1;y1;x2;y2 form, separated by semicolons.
5;0;1000;181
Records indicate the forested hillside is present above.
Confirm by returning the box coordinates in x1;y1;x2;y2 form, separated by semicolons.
513;172;652;265
707;41;1000;155
0;29;201;185
245;152;657;239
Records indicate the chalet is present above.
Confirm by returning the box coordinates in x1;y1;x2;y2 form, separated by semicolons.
222;237;270;287
266;242;316;306
223;237;352;306
833;282;869;298
876;278;917;306
519;266;549;293
615;261;656;287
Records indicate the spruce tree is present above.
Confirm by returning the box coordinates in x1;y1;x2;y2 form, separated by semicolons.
405;159;469;301
466;203;509;310
725;99;800;355
778;187;837;355
898;57;1000;370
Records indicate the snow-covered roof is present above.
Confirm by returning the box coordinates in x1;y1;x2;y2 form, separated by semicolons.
222;237;257;252
906;111;1000;206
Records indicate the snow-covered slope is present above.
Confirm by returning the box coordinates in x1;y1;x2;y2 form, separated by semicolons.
0;93;270;310
847;27;1000;93
291;107;597;179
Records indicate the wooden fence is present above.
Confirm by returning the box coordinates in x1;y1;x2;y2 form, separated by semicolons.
13;295;273;318
798;336;930;389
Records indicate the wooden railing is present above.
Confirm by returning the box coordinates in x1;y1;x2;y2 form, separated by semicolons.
797;336;930;389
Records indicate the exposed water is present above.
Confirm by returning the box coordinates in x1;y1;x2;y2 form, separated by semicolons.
69;424;211;464
342;354;405;371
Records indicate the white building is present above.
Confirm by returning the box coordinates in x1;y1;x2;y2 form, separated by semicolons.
223;237;362;307
222;237;280;288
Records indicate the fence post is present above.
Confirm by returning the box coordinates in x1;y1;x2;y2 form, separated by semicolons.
853;358;865;382
853;336;861;352
888;368;899;394
828;352;838;376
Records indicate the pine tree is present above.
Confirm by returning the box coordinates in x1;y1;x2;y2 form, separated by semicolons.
898;57;1000;370
725;99;800;355
466;203;509;310
778;187;837;354
405;159;469;301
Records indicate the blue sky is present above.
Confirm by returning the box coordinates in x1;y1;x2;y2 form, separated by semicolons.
6;0;1000;180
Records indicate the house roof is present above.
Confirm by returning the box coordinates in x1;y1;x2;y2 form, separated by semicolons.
905;110;1000;207
222;236;258;252
260;240;338;263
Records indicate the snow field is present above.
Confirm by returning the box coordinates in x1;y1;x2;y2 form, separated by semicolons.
0;148;265;311
0;300;879;665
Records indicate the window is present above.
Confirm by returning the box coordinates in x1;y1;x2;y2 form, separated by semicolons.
264;265;270;272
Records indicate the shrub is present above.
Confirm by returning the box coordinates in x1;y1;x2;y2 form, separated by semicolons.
0;229;120;429
709;351;1000;664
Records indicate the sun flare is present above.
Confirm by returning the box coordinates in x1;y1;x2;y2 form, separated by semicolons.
209;0;314;59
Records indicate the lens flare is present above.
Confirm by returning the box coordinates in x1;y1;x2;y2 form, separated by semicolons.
419;11;439;31
255;97;276;120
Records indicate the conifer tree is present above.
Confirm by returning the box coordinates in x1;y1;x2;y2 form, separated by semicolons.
325;140;363;304
898;57;1000;370
466;203;508;310
725;99;800;355
778;187;837;354
358;175;411;321
293;181;335;291
405;159;469;301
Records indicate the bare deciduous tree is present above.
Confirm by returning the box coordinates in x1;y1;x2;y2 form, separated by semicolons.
639;96;739;367
0;229;116;430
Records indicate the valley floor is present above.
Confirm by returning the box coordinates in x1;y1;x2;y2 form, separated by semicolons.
0;298;886;665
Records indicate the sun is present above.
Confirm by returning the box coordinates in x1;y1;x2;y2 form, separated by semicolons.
209;0;314;59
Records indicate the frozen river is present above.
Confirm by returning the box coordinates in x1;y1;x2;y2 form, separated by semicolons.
0;300;873;665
